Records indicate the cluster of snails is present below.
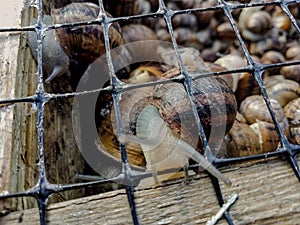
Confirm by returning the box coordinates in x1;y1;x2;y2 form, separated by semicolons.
27;1;300;184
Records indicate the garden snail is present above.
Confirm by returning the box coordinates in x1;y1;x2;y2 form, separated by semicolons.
238;6;272;42
28;2;124;82
51;2;123;63
97;49;237;185
224;95;290;157
215;55;260;104
239;95;289;153
284;98;300;145
223;113;261;157
28;15;70;83
264;75;300;107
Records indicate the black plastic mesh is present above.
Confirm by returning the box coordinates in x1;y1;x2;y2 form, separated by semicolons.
0;0;300;224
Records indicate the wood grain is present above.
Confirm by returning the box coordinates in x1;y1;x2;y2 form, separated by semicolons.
1;158;300;224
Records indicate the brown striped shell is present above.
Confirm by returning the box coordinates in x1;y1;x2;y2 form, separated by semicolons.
284;98;300;145
51;3;124;63
264;75;300;107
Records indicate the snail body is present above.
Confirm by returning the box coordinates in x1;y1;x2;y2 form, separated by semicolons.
28;15;70;83
97;53;237;185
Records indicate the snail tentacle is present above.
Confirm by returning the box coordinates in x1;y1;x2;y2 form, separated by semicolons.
119;105;231;185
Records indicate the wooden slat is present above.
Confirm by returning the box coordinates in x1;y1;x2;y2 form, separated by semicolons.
1;158;300;224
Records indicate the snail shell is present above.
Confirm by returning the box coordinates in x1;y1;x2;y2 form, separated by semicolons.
284;98;300;145
280;65;300;83
224;113;261;157
215;55;260;104
272;6;291;31
28;15;70;83
261;50;285;75
239;7;272;41
103;0;139;17
171;13;198;31
285;45;300;60
264;75;300;107
51;3;124;63
250;120;281;153
239;95;289;129
121;24;158;61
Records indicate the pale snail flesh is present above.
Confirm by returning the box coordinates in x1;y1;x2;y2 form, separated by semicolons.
120;104;231;185
28;15;70;83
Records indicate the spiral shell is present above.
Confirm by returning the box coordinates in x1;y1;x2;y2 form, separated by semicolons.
239;95;288;127
239;7;272;41
215;55;260;104
264;75;300;107
224;113;261;157
121;24;158;61
250;120;281;153
284;98;300;145
51;3;124;63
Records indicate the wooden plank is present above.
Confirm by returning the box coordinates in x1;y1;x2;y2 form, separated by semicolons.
0;0;86;212
0;0;25;213
0;158;300;224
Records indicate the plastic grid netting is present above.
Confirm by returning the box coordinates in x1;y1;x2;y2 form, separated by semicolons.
0;0;300;224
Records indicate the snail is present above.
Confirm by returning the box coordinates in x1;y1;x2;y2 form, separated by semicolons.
97;49;237;185
284;98;300;145
28;3;124;82
227;95;290;155
51;2;124;63
238;6;273;41
239;95;289;153
28;15;70;83
224;113;261;157
215;55;260;104
121;24;158;62
264;75;300;107
280;65;300;83
261;50;285;74
103;0;139;18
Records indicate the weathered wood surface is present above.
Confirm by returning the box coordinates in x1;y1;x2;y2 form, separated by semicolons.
0;0;85;212
1;158;300;224
0;0;25;212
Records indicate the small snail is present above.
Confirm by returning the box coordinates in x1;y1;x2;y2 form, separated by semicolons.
28;15;70;83
226;95;290;155
215;55;260;104
284;98;300;145
261;50;285;74
51;3;124;63
240;95;289;148
238;6;272;41
264;75;300;107
28;3;124;82
224;113;261;157
121;24;158;61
